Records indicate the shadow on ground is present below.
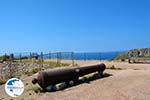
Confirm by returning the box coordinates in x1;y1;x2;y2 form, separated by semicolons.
81;73;113;84
129;62;150;64
37;73;113;93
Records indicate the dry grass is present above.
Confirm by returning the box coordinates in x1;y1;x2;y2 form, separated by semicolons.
106;65;122;70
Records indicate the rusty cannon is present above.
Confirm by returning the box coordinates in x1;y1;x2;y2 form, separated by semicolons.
32;63;106;90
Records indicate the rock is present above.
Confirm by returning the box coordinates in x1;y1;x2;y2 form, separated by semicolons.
46;85;53;91
116;48;150;60
128;48;150;57
53;82;67;90
68;80;74;86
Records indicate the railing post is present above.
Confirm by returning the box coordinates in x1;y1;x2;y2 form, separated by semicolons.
49;52;51;59
19;53;22;63
84;52;86;61
56;52;61;66
41;52;43;67
60;52;61;64
71;52;74;66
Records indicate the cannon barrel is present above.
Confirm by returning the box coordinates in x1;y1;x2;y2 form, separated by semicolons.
32;63;106;89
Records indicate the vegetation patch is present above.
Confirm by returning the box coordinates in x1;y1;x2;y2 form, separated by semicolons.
0;55;9;61
27;83;43;93
79;73;98;81
0;78;7;85
0;97;4;100
107;65;122;70
31;68;43;74
116;52;128;62
0;59;71;85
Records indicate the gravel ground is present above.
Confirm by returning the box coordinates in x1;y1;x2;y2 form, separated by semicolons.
1;60;150;100
31;69;150;100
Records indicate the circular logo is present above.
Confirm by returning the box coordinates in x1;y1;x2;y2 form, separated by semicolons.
5;78;24;97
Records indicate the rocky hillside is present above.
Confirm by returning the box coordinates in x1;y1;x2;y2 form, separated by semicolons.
116;48;150;60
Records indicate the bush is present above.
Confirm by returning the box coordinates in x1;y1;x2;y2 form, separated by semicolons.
0;55;9;61
121;58;125;62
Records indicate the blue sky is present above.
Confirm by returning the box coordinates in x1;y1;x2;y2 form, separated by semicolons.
0;0;150;53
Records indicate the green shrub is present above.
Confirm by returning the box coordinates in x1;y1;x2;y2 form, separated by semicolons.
0;55;9;61
121;58;125;62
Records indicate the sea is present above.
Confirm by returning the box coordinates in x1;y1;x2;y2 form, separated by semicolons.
44;51;125;60
73;52;124;60
12;51;125;60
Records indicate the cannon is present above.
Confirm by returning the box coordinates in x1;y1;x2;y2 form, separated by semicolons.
32;63;106;90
